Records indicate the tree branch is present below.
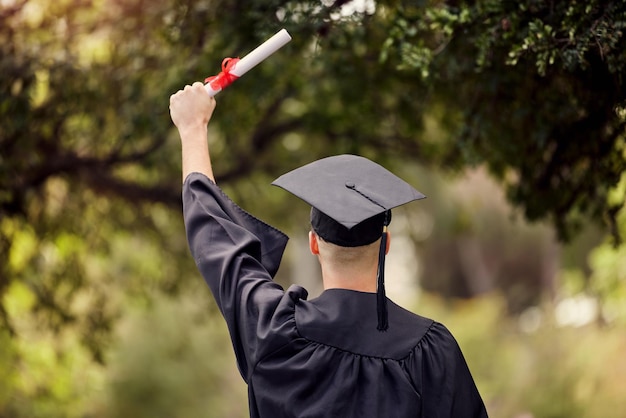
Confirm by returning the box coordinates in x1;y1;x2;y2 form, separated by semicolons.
82;169;182;209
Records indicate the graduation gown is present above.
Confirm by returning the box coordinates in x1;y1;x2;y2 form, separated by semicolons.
183;173;488;418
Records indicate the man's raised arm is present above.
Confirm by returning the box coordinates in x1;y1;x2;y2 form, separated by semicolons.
169;82;217;183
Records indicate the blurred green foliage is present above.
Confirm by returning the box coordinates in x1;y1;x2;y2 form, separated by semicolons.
382;0;626;242
103;289;247;418
421;294;626;418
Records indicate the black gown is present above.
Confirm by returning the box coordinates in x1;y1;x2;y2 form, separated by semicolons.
183;173;488;418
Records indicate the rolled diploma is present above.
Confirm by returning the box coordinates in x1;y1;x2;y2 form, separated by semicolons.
204;29;292;96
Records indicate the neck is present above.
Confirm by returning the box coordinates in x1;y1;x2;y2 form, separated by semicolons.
320;264;377;293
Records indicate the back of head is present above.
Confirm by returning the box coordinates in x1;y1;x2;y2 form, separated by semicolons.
315;232;380;268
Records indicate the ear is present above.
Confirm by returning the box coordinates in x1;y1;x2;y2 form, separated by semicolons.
309;231;320;255
385;230;391;255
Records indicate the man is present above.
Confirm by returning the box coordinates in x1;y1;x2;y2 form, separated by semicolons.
170;82;488;418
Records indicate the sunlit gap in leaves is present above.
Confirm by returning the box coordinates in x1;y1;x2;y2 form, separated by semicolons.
276;0;376;22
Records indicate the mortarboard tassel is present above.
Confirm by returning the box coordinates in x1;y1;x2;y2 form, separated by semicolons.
376;211;390;331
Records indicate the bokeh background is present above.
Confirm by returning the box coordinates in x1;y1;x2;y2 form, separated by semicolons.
1;0;625;417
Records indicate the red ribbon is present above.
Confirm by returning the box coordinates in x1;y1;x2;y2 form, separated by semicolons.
205;57;240;91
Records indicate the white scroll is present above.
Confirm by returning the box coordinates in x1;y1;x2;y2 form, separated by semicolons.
204;29;292;96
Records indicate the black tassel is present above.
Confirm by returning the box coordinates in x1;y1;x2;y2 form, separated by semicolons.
376;212;390;331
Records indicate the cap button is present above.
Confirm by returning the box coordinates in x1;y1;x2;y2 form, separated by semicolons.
345;181;356;189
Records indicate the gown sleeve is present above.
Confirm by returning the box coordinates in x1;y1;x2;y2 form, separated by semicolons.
182;172;296;381
413;322;488;418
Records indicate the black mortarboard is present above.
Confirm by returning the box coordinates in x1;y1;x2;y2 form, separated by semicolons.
272;154;426;331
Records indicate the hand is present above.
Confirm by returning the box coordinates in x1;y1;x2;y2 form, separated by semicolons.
169;82;217;134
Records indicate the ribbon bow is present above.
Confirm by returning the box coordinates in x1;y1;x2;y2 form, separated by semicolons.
205;57;240;91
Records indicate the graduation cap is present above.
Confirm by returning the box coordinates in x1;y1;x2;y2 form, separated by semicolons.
272;154;425;331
